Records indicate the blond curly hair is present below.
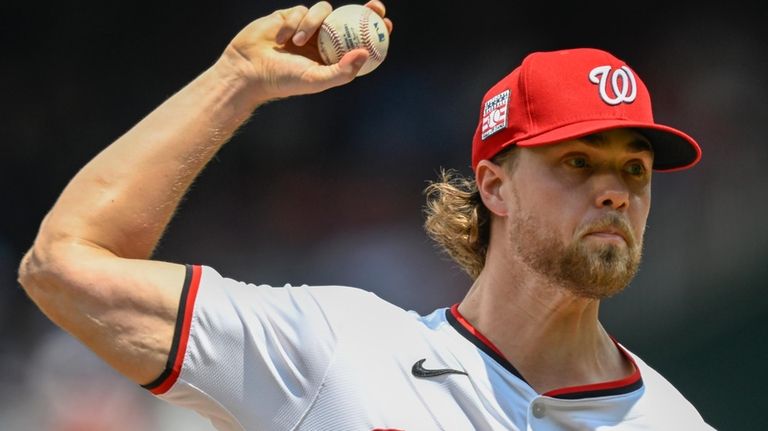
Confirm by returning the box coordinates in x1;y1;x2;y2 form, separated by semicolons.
423;148;518;279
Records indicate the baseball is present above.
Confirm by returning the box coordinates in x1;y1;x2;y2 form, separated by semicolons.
317;4;390;76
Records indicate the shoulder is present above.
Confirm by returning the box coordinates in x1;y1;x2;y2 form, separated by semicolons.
623;347;715;429
195;264;415;326
197;265;383;304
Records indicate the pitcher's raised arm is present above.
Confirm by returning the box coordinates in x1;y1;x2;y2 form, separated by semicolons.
16;1;391;386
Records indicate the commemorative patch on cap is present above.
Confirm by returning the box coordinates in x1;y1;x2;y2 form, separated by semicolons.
481;89;510;140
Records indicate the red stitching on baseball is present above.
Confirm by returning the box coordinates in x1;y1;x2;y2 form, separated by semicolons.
322;22;345;62
360;8;382;63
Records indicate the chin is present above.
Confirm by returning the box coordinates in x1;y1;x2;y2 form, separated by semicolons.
559;244;640;299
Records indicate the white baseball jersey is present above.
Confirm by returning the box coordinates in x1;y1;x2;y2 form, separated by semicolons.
143;265;715;430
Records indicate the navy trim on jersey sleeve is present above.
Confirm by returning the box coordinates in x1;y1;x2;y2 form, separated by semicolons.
142;264;200;394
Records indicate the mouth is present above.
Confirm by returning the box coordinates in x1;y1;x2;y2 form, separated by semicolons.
579;214;635;247
584;228;629;244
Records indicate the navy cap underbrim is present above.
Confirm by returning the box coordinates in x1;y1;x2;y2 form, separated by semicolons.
509;119;702;171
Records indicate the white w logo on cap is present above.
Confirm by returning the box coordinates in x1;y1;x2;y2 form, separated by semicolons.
589;65;637;105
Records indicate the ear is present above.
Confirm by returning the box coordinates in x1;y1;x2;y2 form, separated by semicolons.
475;160;509;217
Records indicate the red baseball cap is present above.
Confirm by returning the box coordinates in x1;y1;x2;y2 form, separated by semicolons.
471;48;702;172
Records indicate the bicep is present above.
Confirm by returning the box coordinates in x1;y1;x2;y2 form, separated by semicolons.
20;243;186;386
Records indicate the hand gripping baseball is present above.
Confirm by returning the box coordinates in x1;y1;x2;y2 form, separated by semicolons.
219;1;393;102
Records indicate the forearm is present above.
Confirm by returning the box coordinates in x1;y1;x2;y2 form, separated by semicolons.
35;52;262;260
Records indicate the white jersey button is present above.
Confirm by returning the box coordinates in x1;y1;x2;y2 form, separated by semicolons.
532;401;546;418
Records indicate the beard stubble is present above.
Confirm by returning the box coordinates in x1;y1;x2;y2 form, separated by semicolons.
509;200;644;299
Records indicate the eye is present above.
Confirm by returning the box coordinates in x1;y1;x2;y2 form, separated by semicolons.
625;161;647;176
566;156;590;169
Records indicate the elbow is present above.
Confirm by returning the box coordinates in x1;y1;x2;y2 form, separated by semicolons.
17;243;82;325
17;247;49;298
17;240;72;300
18;212;64;296
18;248;36;291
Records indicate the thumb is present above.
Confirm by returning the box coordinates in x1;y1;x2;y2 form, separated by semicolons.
338;49;370;76
310;49;370;91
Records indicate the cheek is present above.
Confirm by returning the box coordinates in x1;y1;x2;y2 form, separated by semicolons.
512;176;586;235
630;193;651;235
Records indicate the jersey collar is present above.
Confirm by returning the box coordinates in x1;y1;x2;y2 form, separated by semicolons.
445;303;643;399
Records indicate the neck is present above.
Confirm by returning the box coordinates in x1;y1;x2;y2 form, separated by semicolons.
459;257;633;393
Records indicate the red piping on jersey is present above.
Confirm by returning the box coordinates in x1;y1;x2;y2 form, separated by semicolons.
449;304;506;359
149;264;202;395
542;340;641;398
450;303;642;398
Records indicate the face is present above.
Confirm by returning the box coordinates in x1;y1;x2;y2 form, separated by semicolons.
501;129;653;299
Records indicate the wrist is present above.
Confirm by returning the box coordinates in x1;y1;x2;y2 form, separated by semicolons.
212;45;272;108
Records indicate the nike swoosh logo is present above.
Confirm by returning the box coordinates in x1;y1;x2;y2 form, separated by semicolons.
411;358;468;378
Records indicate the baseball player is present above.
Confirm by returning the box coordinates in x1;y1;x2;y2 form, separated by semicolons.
18;1;715;430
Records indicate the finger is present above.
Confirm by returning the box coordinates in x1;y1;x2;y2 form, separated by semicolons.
275;5;309;45
308;49;369;90
293;1;333;46
365;1;392;35
365;0;386;17
383;17;393;35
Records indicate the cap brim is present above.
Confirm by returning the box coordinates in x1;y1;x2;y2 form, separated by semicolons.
511;119;702;171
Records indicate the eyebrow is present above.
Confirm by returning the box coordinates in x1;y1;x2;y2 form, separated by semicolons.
579;133;653;153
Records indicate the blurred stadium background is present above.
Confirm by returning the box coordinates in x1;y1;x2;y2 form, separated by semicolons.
2;0;766;429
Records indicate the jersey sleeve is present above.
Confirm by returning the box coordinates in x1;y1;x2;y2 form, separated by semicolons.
142;264;373;430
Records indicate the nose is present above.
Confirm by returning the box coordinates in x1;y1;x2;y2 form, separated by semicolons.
593;175;629;211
